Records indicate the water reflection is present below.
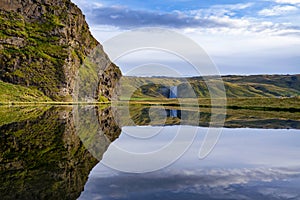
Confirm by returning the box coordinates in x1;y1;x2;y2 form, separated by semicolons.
80;128;300;200
74;106;121;161
0;106;98;200
108;104;300;129
0;105;299;199
0;106;120;200
168;109;181;118
80;166;300;200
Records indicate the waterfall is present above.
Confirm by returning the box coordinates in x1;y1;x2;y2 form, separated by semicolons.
169;86;178;117
169;86;177;98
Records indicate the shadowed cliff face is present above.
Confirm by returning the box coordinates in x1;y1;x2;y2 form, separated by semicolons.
0;0;121;101
77;47;122;102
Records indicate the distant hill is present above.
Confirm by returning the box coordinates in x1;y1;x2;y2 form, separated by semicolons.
119;74;300;99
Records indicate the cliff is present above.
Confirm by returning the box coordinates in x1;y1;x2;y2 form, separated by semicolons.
0;0;121;101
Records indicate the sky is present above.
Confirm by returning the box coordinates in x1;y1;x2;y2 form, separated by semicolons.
72;0;300;76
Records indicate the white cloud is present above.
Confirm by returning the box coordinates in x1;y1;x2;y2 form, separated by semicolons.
189;3;253;18
81;165;300;200
93;2;104;8
190;15;300;37
75;1;300;37
208;16;251;29
258;5;298;16
274;0;300;5
212;2;254;10
73;1;300;75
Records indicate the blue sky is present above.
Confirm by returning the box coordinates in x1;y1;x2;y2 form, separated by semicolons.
72;0;300;75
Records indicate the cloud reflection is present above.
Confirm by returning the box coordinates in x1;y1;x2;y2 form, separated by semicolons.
79;166;300;200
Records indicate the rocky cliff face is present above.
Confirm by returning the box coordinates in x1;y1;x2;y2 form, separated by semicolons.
0;0;121;101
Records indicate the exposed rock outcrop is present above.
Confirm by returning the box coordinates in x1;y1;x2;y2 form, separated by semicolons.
0;0;121;101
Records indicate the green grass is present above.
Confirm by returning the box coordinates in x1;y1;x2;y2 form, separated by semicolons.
0;80;52;102
114;97;300;112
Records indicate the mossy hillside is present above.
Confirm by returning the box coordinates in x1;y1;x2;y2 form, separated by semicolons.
0;80;51;102
78;56;121;102
118;76;182;100
0;11;67;100
0;0;99;100
77;57;99;101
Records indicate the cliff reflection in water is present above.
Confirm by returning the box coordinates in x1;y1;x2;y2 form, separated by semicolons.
75;106;121;161
0;105;121;200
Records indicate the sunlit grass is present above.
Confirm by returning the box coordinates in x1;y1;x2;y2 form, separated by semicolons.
115;97;300;111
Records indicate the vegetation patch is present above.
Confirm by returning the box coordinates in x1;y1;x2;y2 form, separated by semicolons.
0;80;51;103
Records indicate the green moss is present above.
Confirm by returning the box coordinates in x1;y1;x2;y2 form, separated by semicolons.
78;57;98;100
0;80;51;102
0;8;78;100
0;0;110;102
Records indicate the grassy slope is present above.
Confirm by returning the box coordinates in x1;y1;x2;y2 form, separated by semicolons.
119;75;300;99
0;11;69;100
116;97;300;112
117;75;300;111
0;80;51;103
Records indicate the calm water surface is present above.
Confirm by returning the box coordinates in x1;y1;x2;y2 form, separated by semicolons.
0;105;299;200
80;127;300;200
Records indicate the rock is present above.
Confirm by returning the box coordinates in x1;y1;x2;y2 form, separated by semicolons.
0;0;122;101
